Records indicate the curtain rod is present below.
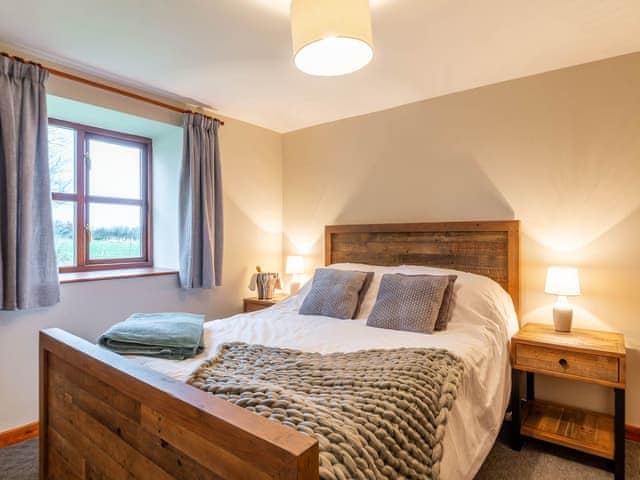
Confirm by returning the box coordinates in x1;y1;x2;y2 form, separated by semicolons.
1;52;224;125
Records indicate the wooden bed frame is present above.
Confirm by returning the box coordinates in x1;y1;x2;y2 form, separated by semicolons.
40;220;519;480
325;221;519;314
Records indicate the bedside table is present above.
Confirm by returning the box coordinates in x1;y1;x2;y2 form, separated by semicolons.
510;323;626;479
243;293;288;313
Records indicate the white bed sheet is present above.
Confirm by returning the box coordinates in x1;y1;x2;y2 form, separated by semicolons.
131;266;518;480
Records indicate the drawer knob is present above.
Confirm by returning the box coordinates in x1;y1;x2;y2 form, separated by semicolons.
558;358;568;369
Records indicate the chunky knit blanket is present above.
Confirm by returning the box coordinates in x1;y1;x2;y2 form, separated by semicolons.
189;343;464;480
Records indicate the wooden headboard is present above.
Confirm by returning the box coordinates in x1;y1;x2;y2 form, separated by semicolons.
325;221;520;314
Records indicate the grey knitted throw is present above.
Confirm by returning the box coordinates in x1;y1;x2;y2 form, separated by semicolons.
189;343;464;480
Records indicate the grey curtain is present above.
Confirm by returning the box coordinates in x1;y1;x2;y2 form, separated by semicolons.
0;57;60;310
179;113;223;288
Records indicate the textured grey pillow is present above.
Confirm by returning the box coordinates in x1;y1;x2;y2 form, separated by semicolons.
367;273;449;334
300;269;373;319
434;275;457;331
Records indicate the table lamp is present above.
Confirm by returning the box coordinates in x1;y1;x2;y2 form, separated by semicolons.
286;255;305;294
544;266;581;332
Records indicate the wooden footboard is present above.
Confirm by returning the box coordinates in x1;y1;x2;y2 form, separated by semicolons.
39;328;319;480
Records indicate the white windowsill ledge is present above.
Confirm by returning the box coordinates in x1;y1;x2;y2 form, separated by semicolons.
59;267;178;284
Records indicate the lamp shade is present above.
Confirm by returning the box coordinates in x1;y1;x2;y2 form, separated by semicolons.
544;266;581;296
285;255;305;275
291;0;373;76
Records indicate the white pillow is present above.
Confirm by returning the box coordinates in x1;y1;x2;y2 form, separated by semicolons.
329;263;517;334
399;264;518;337
298;263;518;338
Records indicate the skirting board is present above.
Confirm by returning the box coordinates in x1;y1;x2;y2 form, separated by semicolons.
1;421;639;449
628;424;640;442
0;422;39;448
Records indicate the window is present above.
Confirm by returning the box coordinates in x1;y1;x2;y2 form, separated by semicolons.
48;119;152;272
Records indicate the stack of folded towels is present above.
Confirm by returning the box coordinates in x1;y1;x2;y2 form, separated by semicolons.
99;312;205;360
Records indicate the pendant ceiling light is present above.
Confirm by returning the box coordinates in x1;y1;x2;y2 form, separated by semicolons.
291;0;373;76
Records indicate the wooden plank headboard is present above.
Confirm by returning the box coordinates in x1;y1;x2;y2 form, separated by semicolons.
324;221;520;314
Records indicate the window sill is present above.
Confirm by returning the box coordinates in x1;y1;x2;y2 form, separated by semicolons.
59;267;178;284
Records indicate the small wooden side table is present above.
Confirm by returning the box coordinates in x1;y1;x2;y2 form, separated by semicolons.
510;323;626;480
243;293;288;313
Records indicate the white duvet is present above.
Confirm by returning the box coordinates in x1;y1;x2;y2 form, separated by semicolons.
131;264;518;480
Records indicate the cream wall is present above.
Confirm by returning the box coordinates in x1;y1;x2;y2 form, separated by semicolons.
1;42;638;431
282;52;640;425
0;46;283;432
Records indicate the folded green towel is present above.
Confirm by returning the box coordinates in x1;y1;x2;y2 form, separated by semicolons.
99;312;205;360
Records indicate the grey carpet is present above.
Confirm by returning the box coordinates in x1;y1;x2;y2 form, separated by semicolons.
476;427;640;479
1;432;638;479
0;439;38;480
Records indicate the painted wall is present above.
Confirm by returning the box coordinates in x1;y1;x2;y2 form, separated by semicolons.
282;52;640;425
1;41;639;432
0;63;283;432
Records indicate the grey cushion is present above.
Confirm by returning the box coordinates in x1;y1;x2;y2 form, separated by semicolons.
367;274;449;334
300;269;373;319
434;275;458;331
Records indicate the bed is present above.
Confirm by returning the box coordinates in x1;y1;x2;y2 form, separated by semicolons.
40;220;520;480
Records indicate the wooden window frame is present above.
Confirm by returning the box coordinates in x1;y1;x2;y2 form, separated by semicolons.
49;118;153;273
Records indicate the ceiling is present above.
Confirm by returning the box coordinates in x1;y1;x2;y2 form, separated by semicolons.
1;0;639;132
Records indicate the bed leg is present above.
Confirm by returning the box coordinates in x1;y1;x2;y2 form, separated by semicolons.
510;368;522;450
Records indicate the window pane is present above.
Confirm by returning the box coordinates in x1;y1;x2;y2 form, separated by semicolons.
88;204;142;260
52;200;76;267
48;125;76;193
88;138;142;199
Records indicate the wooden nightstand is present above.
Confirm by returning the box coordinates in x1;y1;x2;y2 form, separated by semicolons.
510;323;626;479
243;293;288;313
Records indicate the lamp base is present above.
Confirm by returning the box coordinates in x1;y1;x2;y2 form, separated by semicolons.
553;303;573;332
289;281;302;295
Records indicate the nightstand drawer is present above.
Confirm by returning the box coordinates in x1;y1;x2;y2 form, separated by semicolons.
514;343;619;384
244;301;270;312
243;294;287;313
